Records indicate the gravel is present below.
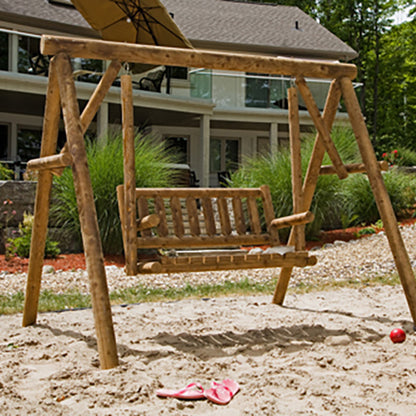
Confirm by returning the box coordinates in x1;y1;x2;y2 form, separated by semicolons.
1;223;416;295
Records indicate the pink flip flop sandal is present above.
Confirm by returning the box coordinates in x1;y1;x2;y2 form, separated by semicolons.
204;378;240;405
156;382;205;400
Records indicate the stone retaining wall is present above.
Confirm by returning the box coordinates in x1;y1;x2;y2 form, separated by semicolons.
0;181;81;253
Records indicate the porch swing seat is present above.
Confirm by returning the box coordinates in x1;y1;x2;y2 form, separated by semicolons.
117;185;317;274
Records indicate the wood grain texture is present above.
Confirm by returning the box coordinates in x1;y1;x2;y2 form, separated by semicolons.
23;57;61;327
54;53;118;369
341;76;416;324
121;75;137;276
288;87;305;250
41;35;357;80
296;76;347;179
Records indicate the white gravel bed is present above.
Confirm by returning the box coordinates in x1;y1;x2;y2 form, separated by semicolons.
1;224;416;295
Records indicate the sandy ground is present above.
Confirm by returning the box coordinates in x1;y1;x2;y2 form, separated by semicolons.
0;285;415;415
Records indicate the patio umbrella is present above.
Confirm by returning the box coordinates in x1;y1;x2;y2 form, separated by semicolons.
70;0;192;49
71;0;193;88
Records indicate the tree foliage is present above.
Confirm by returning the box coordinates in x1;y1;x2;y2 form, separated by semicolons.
250;0;416;155
376;20;416;151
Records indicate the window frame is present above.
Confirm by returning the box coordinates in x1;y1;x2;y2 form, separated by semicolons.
209;136;240;173
163;135;190;165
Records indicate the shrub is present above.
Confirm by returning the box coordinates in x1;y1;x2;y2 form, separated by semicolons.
51;132;176;255
0;163;13;180
230;126;416;238
391;146;416;167
356;227;376;237
381;149;400;166
230;127;358;240
337;174;377;226
339;168;416;225
6;212;60;259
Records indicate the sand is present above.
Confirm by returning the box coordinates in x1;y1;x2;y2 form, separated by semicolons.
0;284;415;415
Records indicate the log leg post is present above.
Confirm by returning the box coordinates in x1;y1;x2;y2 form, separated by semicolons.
80;60;121;132
340;76;416;324
296;76;347;179
299;80;342;214
272;79;342;305
59;60;122;155
116;185;127;252
288;86;304;250
121;75;137;276
271;87;303;305
55;53;118;369
23;58;61;326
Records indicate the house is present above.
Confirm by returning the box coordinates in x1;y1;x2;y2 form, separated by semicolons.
0;0;357;186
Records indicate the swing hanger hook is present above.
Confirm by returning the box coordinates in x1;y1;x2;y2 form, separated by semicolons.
123;62;131;74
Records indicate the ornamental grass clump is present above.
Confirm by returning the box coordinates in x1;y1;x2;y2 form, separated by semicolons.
51;132;176;255
230;127;359;240
229;126;416;239
339;168;416;226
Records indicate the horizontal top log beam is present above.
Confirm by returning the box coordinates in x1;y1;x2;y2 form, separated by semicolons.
41;35;357;80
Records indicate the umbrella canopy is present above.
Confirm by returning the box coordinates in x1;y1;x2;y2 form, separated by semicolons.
71;0;192;49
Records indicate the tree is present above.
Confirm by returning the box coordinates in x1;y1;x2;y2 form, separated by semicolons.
376;20;416;150
249;1;415;151
318;1;399;143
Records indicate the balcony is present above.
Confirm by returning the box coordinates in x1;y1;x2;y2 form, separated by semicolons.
190;69;333;111
0;27;336;114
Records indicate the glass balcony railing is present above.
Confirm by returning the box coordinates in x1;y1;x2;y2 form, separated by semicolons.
190;69;332;111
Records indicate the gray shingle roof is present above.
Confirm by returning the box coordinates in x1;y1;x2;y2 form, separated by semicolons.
163;0;357;60
0;0;357;60
0;0;95;36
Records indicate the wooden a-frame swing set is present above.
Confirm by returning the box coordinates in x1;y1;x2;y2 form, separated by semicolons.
22;35;416;369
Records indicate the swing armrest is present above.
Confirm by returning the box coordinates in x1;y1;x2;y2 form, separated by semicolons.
270;211;314;230
136;214;160;231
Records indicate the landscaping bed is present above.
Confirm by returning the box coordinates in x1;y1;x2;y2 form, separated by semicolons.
2;218;415;274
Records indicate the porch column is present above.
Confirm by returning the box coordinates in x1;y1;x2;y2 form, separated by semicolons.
270;122;278;155
97;102;109;141
10;122;17;160
200;114;210;187
9;34;18;73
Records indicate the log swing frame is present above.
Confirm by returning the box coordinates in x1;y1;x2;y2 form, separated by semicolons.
22;35;416;369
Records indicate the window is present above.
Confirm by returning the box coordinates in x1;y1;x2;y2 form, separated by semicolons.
0;124;9;159
18;35;46;75
257;137;270;155
169;66;188;80
164;136;189;164
73;58;104;83
17;127;42;162
245;73;290;109
0;32;8;71
210;138;239;173
245;73;269;108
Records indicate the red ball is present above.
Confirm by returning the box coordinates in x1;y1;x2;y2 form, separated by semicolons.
390;328;406;343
